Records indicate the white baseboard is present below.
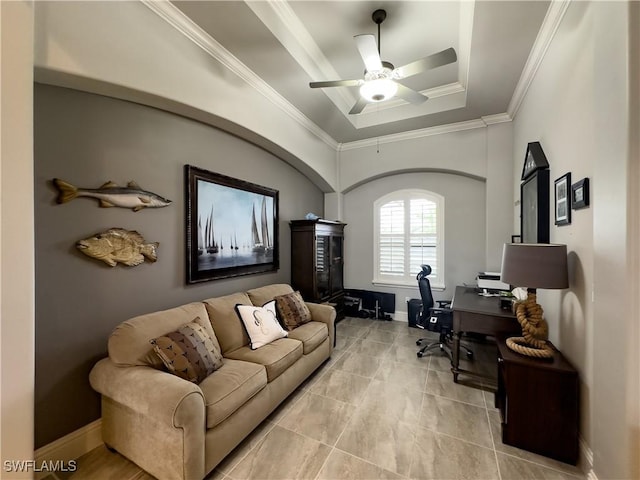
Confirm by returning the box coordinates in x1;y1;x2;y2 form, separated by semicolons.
34;419;103;480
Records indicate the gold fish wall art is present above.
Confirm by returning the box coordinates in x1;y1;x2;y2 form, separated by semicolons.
76;228;159;267
53;178;172;212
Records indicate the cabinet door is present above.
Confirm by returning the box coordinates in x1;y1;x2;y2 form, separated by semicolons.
330;235;344;294
315;235;330;300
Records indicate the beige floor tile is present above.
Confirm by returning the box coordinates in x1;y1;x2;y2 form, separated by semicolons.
205;469;227;480
497;452;585;479
362;328;398;344
337;324;368;339
229;426;331;479
374;360;429;392
332;351;382;378
372;320;408;332
215;420;277;475
360;378;424;424
267;386;308;423
56;445;144;480
339;317;374;329
385;344;430;368
418;394;493;448
394;332;435;350
347;338;392;357
336;409;417;476
334;334;358;352
309;368;372;405
425;369;486;406
317;449;403;480
410;427;499;480
278;392;355;445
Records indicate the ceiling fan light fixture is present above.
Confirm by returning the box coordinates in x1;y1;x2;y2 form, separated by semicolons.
360;78;398;102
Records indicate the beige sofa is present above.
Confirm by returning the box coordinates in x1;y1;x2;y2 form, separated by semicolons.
89;284;335;480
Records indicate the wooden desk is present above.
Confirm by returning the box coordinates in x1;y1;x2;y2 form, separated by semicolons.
450;286;520;382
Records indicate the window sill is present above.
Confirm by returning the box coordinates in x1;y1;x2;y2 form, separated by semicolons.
372;280;445;292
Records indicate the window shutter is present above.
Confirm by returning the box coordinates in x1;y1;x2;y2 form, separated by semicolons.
379;200;404;276
374;190;444;287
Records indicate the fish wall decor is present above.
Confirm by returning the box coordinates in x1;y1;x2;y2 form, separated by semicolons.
53;178;171;212
76;228;159;267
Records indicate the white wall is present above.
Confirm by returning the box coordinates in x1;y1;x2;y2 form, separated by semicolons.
339;123;514;315
0;1;35;477
343;172;487;314
512;2;639;478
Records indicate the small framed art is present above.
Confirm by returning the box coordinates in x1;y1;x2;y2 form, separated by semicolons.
554;172;571;226
571;178;590;210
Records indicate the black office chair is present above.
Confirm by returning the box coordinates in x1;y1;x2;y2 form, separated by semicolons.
415;265;473;361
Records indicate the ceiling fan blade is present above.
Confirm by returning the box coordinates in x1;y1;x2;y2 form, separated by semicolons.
349;97;369;115
309;79;363;89
395;84;428;105
354;34;383;73
395;47;457;79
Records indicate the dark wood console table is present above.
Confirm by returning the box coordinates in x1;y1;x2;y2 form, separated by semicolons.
495;336;579;465
450;286;520;382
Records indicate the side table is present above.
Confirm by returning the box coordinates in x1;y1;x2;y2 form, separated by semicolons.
495;336;579;465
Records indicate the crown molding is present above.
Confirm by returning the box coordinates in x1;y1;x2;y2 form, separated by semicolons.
507;0;572;119
339;118;487;151
141;0;338;150
482;113;512;125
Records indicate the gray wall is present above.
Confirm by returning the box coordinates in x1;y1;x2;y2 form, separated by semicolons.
34;84;324;448
343;172;486;312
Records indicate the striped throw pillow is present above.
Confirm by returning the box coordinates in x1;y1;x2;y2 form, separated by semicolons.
151;319;223;383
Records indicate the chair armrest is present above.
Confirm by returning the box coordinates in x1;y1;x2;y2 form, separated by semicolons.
305;302;336;348
89;358;205;427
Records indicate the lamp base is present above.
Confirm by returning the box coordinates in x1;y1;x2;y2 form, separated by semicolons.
507;289;554;358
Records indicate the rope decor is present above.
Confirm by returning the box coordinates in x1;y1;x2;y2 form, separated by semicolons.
506;290;554;358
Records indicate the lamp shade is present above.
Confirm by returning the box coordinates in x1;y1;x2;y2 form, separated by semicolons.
500;243;569;289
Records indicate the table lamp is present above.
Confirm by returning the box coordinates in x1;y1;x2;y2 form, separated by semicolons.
500;243;568;358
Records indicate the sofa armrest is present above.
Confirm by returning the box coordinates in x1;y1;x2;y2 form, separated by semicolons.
306;302;336;349
89;358;205;427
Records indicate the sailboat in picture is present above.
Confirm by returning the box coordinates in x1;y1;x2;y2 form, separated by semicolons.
251;203;265;253
197;217;204;256
260;197;273;253
205;206;218;254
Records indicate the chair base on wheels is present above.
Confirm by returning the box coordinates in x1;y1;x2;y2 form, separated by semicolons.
416;333;474;362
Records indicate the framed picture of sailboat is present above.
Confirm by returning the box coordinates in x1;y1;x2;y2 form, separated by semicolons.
185;165;279;283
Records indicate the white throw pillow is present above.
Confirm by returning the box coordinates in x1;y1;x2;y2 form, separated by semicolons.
235;301;288;349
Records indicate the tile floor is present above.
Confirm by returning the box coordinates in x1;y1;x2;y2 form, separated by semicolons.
49;318;586;480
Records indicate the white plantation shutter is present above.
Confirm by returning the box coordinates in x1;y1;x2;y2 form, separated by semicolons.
374;190;444;287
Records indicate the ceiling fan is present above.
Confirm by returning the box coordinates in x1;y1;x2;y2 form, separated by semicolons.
309;9;457;115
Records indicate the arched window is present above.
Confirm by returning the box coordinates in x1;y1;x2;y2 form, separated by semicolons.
373;189;445;288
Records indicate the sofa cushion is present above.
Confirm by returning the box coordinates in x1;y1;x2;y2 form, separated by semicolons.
275;291;312;331
150;319;224;383
246;284;294;307
199;358;267;429
235;301;288;350
204;292;253;354
224;338;303;382
286;321;328;355
109;302;220;369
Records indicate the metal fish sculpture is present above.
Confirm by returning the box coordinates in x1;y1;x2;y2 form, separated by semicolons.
76;228;159;267
53;178;171;212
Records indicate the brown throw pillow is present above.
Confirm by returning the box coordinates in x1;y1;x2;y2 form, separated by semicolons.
150;319;223;383
275;291;312;331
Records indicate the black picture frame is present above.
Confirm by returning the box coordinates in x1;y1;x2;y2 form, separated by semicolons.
571;178;590;210
521;169;550;243
521;142;550;181
554;172;572;226
185;165;279;283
